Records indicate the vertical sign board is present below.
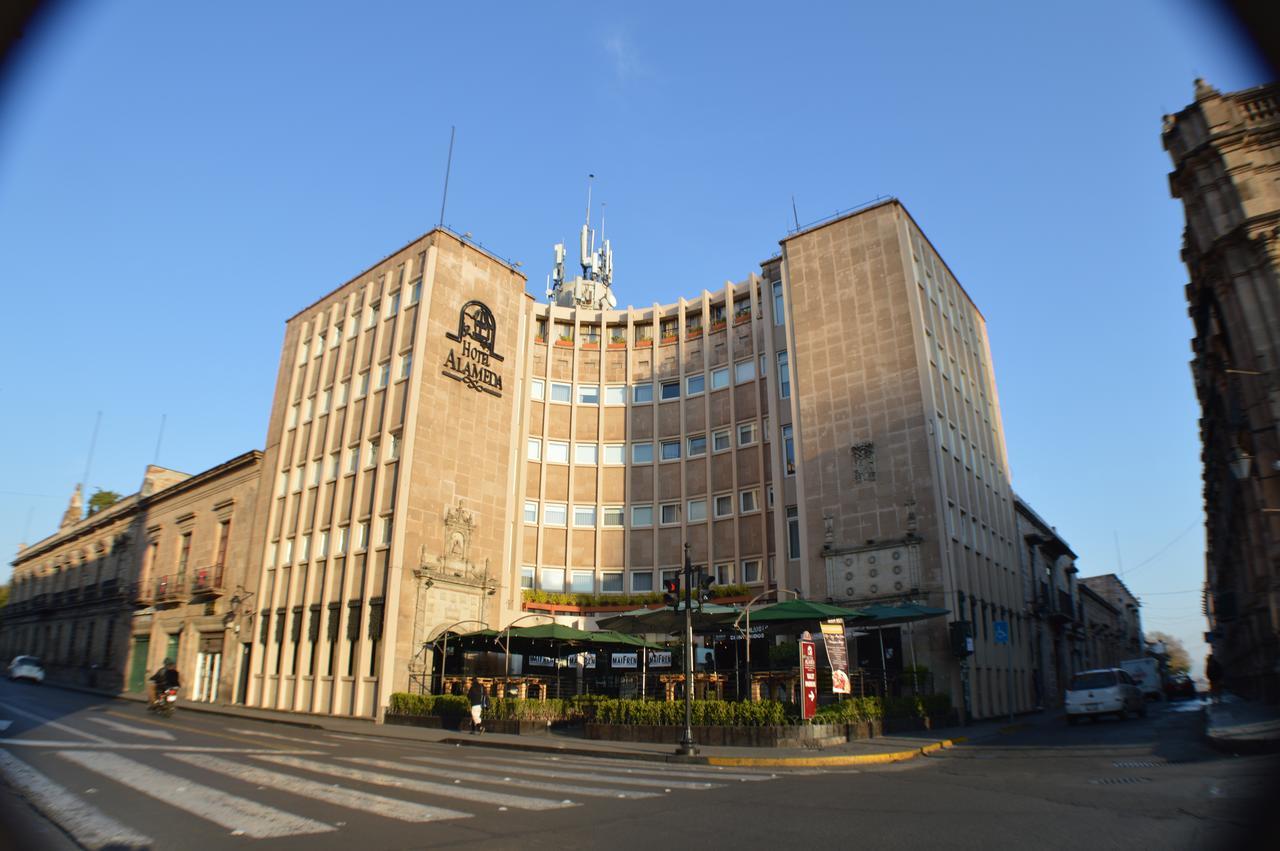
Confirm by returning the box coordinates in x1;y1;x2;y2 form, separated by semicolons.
819;619;851;694
993;621;1009;645
800;634;818;720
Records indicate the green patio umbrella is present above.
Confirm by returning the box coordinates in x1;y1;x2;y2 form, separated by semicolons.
730;599;868;624
847;603;950;682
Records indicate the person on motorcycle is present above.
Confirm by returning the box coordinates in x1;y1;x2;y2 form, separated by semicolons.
150;658;181;706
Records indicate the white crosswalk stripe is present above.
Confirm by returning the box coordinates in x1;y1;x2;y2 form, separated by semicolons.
170;753;473;822
253;753;578;811
86;716;177;740
463;750;776;781
407;753;723;790
342;756;659;800
0;700;112;743
59;750;336;838
228;727;339;746
0;750;153;851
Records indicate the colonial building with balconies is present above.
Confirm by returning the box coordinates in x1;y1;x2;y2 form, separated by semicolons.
1014;495;1082;708
3;452;261;702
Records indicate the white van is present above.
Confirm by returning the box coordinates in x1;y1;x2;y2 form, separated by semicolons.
1119;657;1163;700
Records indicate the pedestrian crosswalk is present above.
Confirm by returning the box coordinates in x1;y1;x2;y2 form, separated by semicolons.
0;741;775;845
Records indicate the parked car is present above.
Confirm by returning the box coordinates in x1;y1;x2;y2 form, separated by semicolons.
1065;668;1145;723
1164;673;1197;700
7;655;45;684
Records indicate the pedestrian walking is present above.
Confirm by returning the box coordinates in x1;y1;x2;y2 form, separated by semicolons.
467;678;486;734
1206;654;1223;704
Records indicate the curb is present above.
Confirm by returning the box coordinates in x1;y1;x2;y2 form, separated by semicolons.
38;680;334;731
704;736;968;767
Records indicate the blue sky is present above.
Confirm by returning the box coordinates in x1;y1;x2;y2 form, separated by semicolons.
0;1;1266;676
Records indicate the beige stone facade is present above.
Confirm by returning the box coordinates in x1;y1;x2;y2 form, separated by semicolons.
1164;79;1280;701
3;453;261;700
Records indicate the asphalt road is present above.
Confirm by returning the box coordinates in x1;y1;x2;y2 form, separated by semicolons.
0;680;1275;850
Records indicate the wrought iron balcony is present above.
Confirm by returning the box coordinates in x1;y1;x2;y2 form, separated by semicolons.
130;580;154;605
190;564;226;596
154;574;186;603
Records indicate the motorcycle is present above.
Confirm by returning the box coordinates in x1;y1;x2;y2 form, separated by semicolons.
149;687;178;718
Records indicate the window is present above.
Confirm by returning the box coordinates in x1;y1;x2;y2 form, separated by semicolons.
714;494;733;518
380;517;393;545
633;383;654;404
366;440;379;468
527;438;542;461
660;503;680;525
356;521;369;550
767;484;774;508
739;489;759;513
523;501;538;523
772;281;784;325
378;362;390;388
520;567;535;590
573;505;597;527
281;538;294;564
782;425;795;474
336;526;348;555
400;353;412;380
687;434;707;457
346;448;358;474
737;422;757;446
631;505;653;527
604;385;626;405
338;381;349;406
714;563;733;584
660;381;680;401
571;571;594;594
540;568;565;592
530;378;545;401
409;279;421;305
601;572;624;593
603;506;625;527
603;444;625;465
367;303;378;329
546;441;570;464
550;382;572;403
687;499;707;522
632;442;654;464
687;374;705;396
311;465;321;486
320;389;331;414
298;339;309;365
631;571;654;593
741;559;762;584
759;353;767;377
544;503;567;526
387;291;400;317
787;506;800;559
574;443;598;465
388;434;401;460
358;371;370;397
710;367;729;390
289;405;299;428
660;440;681;461
777;350;790;398
291;467;303;492
735;359;755;383
577;384;600;405
317;531;328;558
712;429;731;452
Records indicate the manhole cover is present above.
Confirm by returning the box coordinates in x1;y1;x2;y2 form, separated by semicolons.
1090;776;1153;785
1112;760;1162;768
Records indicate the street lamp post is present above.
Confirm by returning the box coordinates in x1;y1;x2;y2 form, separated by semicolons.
677;543;698;756
737;583;793;696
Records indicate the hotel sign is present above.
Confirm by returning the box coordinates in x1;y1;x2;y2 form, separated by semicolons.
442;299;504;397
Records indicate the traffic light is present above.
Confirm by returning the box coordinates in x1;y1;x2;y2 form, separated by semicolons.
949;620;973;658
698;574;714;604
663;577;680;610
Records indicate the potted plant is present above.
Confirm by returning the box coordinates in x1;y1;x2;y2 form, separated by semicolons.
555;334;574;348
608;334;627;349
709;319;726;333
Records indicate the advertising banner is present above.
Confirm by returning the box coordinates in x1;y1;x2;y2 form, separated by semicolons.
611;652;638;669
528;656;556;667
800;635;818;720
819;619;851;694
648;650;672;668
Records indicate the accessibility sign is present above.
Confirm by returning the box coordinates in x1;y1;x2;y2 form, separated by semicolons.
993;620;1009;645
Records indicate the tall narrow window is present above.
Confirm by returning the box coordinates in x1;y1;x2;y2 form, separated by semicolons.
777;350;790;398
786;506;800;559
772;281;784;325
214;521;231;568
177;533;192;577
782;424;795;475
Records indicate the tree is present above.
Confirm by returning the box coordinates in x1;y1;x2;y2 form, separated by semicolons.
87;489;122;516
1146;631;1191;675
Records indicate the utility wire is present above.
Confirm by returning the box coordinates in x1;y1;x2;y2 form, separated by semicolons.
1119;521;1200;577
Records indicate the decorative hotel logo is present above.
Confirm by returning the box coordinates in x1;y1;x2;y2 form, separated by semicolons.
442;300;504;397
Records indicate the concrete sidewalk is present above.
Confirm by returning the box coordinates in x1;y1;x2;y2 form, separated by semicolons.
44;681;1045;767
1204;693;1280;754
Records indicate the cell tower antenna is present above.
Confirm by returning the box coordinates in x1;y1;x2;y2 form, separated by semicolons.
791;196;800;230
438;126;456;228
81;410;102;492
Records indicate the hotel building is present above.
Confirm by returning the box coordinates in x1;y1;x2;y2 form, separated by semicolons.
4;197;1040;720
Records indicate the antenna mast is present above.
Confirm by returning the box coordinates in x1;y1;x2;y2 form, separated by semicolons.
438;126;456;228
